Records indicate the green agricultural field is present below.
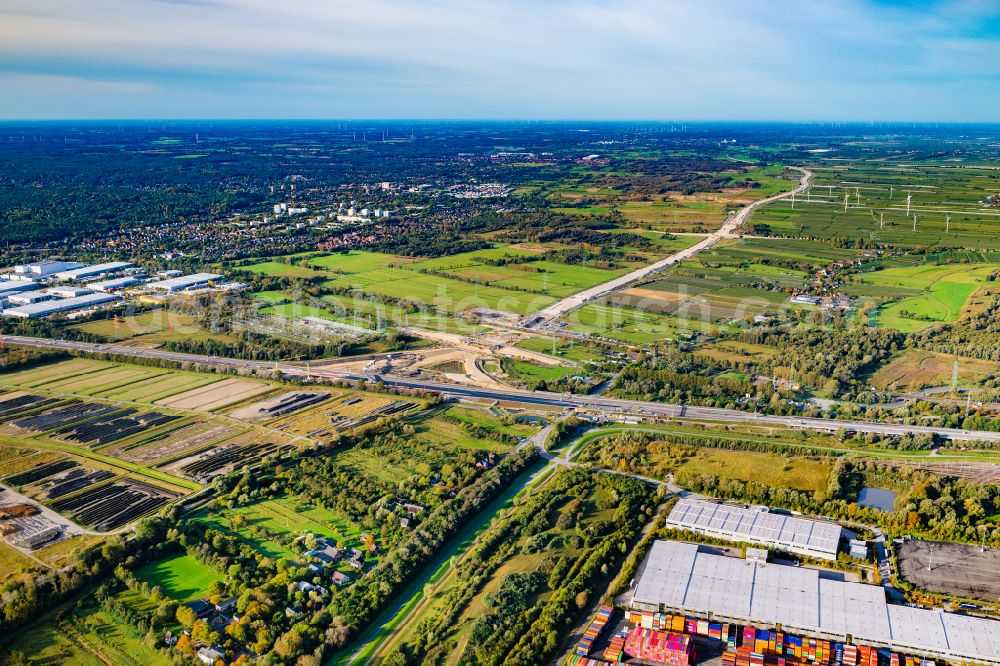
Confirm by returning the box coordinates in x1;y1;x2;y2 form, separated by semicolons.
750;161;1000;249
513;336;607;364
135;553;224;602
577;428;834;493
252;291;486;335
241;259;327;279
69;310;239;347
870;349;1000;390
674;449;832;493
2;599;172;666
503;359;577;385
241;245;636;318
0;542;36;582
695;340;779;364
195;496;364;559
543;164;795;232
336;412;526;486
441;406;537;439
853;263;994;331
566;300;720;344
564;236;853;341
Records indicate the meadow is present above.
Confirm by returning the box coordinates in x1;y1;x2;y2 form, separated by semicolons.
194;496;364;559
135;553;224;602
542;164;796;232
851;262;994;331
750;161;1000;249
870;349;1000;390
2;599;172;666
69;310;240;347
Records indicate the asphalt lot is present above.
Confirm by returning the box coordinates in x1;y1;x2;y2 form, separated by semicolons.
897;539;1000;600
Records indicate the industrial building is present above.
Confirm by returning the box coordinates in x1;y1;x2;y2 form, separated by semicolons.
665;498;842;560
0;281;37;297
7;291;51;306
2;293;121;318
631;540;1000;665
14;260;84;277
46;286;93;299
146;272;223;293
89;276;142;292
54;261;134;281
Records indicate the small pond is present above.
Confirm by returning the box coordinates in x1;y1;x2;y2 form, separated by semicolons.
858;487;897;512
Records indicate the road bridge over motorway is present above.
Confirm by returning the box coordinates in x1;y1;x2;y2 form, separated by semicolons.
6;334;999;443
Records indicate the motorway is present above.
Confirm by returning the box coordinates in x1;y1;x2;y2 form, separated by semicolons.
526;167;813;327
7;334;1000;443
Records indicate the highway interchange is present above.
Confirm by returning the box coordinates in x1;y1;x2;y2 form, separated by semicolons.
8;334;1000;443
6;165;994;445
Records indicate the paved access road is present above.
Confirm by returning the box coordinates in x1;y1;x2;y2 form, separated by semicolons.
6;334;999;443
526;167;813;327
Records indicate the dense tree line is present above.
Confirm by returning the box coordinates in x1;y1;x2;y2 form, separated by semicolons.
384;468;654;666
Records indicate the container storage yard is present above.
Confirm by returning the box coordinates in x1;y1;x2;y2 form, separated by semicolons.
625;540;1000;665
567;604;989;666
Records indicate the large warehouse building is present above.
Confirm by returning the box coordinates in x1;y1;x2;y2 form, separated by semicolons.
2;292;121;318
665;498;842;560
631;540;1000;665
54;261;134;281
146;272;223;293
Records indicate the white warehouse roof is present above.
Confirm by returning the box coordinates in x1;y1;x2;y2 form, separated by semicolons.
54;262;133;281
666;498;842;560
89;276;142;292
0;281;37;296
632;540;1000;665
146;272;223;292
2;292;121;318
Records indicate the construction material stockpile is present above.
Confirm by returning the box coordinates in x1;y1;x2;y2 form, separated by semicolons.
624;627;694;666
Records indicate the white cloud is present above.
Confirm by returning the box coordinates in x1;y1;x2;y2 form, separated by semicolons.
0;0;997;119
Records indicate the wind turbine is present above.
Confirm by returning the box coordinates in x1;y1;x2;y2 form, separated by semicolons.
946;215;951;233
844;193;849;212
906;193;912;216
913;215;918;232
879;212;884;230
855;187;860;204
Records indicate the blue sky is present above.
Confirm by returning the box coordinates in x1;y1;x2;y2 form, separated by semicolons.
1;0;999;121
